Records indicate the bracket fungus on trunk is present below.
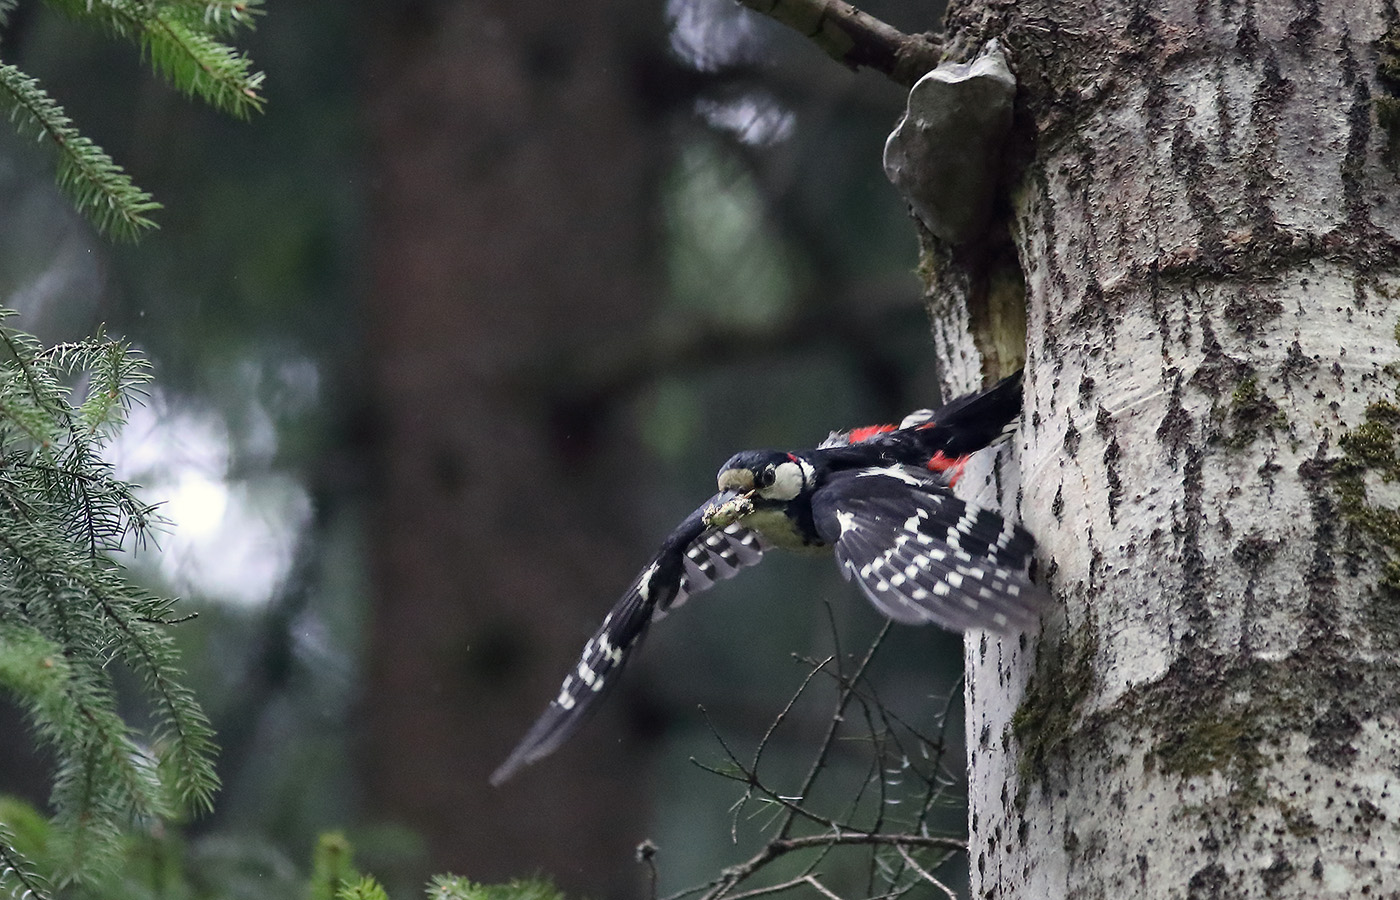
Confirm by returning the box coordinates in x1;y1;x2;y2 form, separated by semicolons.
883;41;1016;245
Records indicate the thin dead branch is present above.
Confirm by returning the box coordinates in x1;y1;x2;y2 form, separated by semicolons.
662;616;967;900
734;0;941;86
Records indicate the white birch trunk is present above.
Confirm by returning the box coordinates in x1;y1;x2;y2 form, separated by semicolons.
925;1;1400;895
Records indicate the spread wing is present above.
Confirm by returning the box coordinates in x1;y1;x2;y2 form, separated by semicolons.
491;497;766;785
811;465;1046;633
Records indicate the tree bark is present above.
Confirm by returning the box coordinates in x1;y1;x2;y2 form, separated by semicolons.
924;1;1400;895
360;2;667;895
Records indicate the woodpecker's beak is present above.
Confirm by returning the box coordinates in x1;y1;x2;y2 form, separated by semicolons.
717;467;755;493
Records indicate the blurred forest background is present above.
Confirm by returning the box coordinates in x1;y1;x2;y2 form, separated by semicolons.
0;1;967;897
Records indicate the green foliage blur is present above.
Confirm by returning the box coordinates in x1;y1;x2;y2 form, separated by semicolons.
2;802;560;900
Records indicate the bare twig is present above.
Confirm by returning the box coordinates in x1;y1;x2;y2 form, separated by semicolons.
799;875;843;900
675;832;967;900
778;619;892;839
674;615;969;900
896;845;957;900
719;875;816;900
637;840;660;900
690;754;851;835
734;0;941;87
750;655;834;782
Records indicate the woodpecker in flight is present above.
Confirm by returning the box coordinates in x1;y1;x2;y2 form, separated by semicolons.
491;369;1046;786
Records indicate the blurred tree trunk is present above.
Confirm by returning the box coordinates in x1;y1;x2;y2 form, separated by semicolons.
918;0;1400;896
360;2;667;895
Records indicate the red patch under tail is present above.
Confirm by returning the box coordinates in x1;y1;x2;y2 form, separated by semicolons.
926;451;970;486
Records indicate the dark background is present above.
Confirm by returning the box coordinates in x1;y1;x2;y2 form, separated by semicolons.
0;1;962;897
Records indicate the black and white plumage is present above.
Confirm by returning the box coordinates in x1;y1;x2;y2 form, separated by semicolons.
490;369;1046;786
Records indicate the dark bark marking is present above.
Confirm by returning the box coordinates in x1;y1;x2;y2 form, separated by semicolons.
1375;21;1400;168
1190;315;1253;396
1260;853;1296;894
1150;262;1173;361
1097;405;1123;523
1257;448;1282;494
1223;375;1284;450
1213;56;1235;158
1069;248;1111;340
1035;166;1068;301
1078;375;1096;407
1064;420;1081;458
1177;444;1212;636
1285;0;1322;51
1333;397;1400;641
1297;439;1341;636
1232;531;1281;654
1279;339;1320;391
1011;616;1100;790
1243;53;1293;244
1236;0;1259;61
1187;862;1235;900
1126;1;1168;137
1033;165;1068;361
1338;33;1376;229
1307;704;1361;768
1222;287;1284;340
1157;368;1194;466
1170;123;1226;270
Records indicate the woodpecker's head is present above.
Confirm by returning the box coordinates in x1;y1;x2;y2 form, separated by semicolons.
716;450;815;503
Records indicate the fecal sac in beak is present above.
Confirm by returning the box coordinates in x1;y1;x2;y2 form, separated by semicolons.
702;489;755;530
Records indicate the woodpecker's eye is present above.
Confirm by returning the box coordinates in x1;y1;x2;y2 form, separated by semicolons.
758;464;777;487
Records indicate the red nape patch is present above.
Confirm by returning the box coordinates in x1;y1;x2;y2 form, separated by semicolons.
927;451;970;486
848;424;896;443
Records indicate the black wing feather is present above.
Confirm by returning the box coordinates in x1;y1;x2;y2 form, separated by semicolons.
818;370;1023;465
491;497;765;785
811;466;1046;633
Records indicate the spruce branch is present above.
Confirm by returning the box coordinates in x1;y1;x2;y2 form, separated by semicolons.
43;0;265;116
0;63;160;241
1;0;266;237
0;823;48;900
139;15;266;117
157;0;263;35
0;313;217;890
734;0;940;86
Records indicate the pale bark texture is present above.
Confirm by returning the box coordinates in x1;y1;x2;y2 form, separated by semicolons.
921;0;1400;896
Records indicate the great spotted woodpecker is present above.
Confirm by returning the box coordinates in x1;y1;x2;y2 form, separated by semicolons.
491;369;1045;786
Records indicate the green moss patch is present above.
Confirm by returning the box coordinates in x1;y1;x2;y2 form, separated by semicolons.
1334;386;1400;629
1218;374;1288;450
1011;618;1098;795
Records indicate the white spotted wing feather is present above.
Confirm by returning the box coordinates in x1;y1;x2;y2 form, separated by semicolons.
812;466;1046;632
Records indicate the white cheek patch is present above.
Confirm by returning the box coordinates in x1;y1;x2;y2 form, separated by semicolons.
759;458;814;501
